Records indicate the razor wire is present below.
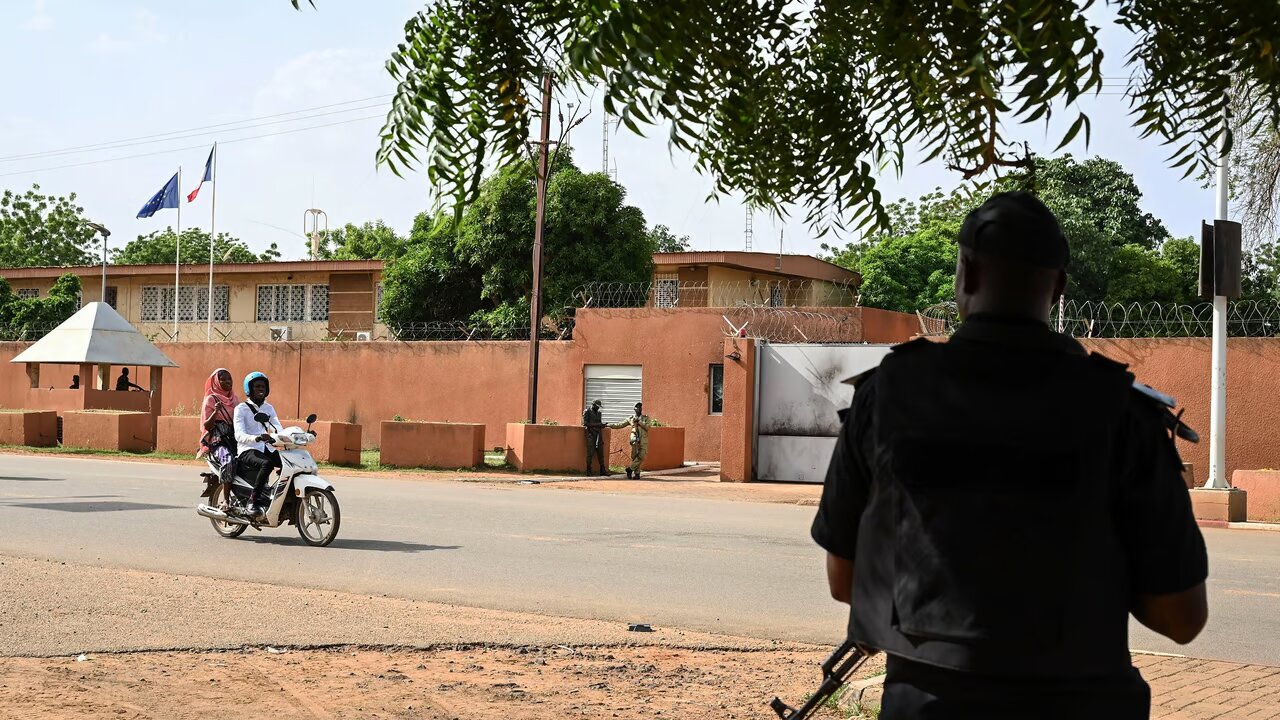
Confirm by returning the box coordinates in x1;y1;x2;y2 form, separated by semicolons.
572;279;860;309
916;300;1280;338
721;307;864;343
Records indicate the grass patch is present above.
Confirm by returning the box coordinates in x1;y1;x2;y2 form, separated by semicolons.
0;444;192;462
317;449;515;474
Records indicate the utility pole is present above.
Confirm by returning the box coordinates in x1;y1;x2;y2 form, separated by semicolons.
1206;113;1231;490
86;222;111;302
528;72;554;424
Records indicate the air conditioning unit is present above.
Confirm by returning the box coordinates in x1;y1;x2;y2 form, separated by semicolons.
355;331;372;341
270;325;292;342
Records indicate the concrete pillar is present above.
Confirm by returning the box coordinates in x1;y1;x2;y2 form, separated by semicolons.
149;367;164;446
96;364;110;391
79;363;93;407
719;337;756;483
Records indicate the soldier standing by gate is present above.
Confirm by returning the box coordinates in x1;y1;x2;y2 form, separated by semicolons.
583;399;606;476
610;402;651;479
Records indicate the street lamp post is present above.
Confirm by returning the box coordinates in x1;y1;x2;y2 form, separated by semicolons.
85;222;111;303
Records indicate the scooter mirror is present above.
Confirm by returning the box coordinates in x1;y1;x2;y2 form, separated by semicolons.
305;413;317;424
254;412;270;424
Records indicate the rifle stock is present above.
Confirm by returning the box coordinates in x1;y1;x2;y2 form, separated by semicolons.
770;640;871;720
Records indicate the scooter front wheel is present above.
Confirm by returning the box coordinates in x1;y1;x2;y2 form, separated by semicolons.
296;488;340;547
209;484;247;539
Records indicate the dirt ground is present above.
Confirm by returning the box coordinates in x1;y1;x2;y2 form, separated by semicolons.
0;645;882;720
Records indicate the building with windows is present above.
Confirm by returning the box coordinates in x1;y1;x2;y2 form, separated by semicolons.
648;251;860;308
0;250;859;340
1;260;382;341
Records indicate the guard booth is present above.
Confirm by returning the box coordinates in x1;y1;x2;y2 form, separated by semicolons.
11;302;178;445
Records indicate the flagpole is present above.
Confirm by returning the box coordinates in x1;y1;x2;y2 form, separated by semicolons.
207;143;217;341
174;165;181;341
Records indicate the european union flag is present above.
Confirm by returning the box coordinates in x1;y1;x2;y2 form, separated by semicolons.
136;172;180;218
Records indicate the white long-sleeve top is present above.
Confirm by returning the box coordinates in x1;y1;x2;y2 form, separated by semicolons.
234;400;281;454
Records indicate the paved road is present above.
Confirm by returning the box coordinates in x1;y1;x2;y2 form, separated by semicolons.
0;454;1276;664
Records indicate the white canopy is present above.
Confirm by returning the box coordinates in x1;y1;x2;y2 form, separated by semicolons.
10;302;177;368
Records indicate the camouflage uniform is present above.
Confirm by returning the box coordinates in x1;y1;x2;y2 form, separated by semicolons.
609;403;651;478
583;401;606;475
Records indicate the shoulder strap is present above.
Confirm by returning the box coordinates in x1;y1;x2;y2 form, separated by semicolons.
891;337;935;354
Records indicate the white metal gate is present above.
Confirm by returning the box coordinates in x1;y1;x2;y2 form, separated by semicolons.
754;343;893;483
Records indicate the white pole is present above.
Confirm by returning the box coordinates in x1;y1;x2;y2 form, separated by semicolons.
1206;116;1230;489
207;143;217;341
174;166;181;341
101;232;108;303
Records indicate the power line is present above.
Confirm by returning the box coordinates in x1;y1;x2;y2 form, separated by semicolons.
0;102;389;165
0;94;393;163
0;114;386;179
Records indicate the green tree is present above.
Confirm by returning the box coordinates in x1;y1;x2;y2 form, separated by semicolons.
0;273;81;338
380;149;656;329
648;225;691;253
825;156;1184;310
0;185;97;267
113;228;279;265
1000;155;1173;302
317;221;408;260
856;220;962;313
1104;245;1189;305
379;212;482;324
355;0;1280;233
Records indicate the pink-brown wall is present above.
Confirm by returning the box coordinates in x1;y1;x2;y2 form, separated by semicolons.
7;321;1277;482
0;306;917;461
1081;338;1280;483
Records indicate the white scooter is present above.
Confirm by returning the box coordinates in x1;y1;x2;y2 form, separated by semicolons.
196;413;341;547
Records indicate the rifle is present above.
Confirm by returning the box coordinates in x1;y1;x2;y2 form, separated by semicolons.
770;640;872;719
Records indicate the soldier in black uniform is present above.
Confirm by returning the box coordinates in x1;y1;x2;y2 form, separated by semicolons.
811;192;1208;720
583;399;607;476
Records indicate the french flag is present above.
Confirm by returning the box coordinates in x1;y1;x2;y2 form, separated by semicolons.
187;144;215;202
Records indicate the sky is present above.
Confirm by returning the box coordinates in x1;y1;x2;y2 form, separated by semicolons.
0;0;1227;262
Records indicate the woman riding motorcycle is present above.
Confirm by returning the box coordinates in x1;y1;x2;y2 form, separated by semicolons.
234;371;282;518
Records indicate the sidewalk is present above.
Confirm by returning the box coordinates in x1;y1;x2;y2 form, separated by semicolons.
1137;653;1280;719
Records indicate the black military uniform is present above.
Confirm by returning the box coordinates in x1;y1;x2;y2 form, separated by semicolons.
811;198;1208;720
583;401;606;476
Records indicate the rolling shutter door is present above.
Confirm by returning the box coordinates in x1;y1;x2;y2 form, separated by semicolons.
583;365;642;424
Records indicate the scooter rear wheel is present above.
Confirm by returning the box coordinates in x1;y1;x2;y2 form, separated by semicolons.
296;488;340;547
209;484;248;539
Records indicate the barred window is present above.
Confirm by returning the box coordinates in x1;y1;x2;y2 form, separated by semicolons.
257;284;326;322
141;285;229;322
655;278;679;308
141;286;162;321
16;288;38;299
310;285;329;321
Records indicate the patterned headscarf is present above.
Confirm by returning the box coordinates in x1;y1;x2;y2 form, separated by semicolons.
202;368;237;427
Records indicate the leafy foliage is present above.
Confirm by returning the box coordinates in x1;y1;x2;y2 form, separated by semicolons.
0;185;97;267
113;228;279;265
825;155;1199;310
0;273;81;338
649;225;691;253
316;221;407;261
380;149;656;328
856;220;962;314
369;1;1280;234
379;211;483;323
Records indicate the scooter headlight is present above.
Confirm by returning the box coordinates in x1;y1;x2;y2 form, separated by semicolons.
290;433;311;446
